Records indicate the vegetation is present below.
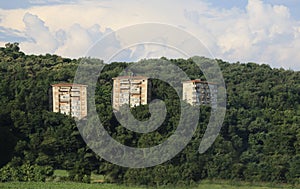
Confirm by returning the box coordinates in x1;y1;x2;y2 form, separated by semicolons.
0;43;299;186
0;181;299;189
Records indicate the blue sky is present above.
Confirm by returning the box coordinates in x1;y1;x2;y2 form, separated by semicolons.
1;0;299;19
206;0;300;19
0;0;300;70
0;0;77;9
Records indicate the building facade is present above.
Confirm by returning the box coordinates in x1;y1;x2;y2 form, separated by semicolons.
182;79;217;106
112;76;151;110
51;83;87;119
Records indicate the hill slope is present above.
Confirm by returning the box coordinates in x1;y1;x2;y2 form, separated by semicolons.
0;43;299;185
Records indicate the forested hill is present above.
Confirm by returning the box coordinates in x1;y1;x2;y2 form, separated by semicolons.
0;43;299;185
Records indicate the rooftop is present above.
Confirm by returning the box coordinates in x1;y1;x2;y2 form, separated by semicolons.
51;83;88;87
112;75;149;80
182;79;217;85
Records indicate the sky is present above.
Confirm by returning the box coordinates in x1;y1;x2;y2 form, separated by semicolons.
0;0;300;70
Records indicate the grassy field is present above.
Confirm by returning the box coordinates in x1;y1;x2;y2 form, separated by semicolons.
1;171;298;189
0;182;299;189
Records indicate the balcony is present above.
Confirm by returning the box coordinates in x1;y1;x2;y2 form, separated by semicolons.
59;93;69;100
60;106;70;110
71;92;80;97
59;88;70;92
71;88;80;92
119;99;129;104
71;92;80;96
120;85;130;89
60;98;70;102
120;93;129;97
130;80;141;84
120;80;129;84
130;88;140;94
131;98;140;102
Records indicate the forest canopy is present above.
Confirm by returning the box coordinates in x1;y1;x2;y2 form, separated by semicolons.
0;43;299;185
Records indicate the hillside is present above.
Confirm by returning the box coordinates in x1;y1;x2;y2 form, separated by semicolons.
0;43;299;185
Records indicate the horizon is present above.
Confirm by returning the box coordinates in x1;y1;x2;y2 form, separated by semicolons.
2;42;297;72
1;0;300;70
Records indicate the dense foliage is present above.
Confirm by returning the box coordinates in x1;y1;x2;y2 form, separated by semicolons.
0;43;299;185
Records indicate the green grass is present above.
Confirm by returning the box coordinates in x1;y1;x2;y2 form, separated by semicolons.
199;180;300;189
0;182;140;189
90;173;105;183
1;170;299;188
0;182;299;189
52;170;105;183
53;170;68;177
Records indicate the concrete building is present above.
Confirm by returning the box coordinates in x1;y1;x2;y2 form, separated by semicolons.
112;76;151;110
51;83;87;119
182;79;217;106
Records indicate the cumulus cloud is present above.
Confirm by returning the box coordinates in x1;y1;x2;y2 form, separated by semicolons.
53;22;130;58
0;0;299;69
124;44;187;62
212;0;300;68
1;11;123;58
20;12;58;54
55;24;99;57
180;0;300;69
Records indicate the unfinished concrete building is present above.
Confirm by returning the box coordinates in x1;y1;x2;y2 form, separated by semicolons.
51;83;87;119
112;76;151;110
182;79;217;106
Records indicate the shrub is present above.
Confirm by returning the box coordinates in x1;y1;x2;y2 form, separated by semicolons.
0;163;53;182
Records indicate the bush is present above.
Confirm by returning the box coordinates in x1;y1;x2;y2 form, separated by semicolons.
0;164;20;182
0;163;53;182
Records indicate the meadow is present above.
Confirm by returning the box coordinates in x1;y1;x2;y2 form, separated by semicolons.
1;170;299;189
0;181;299;189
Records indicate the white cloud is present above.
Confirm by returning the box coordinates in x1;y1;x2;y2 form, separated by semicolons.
213;0;300;69
28;0;73;3
55;24;98;57
0;0;299;70
0;9;120;58
20;12;58;54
